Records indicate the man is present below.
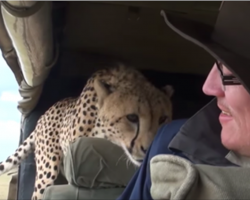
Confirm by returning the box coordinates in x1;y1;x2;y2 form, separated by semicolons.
117;2;250;199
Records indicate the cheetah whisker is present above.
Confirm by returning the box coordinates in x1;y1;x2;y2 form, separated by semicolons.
116;153;127;166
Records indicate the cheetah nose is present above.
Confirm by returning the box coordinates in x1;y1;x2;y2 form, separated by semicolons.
140;146;147;154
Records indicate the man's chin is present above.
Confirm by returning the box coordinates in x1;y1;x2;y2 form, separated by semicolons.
221;128;237;151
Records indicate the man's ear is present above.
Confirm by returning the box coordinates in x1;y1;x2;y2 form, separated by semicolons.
161;85;174;98
94;79;112;108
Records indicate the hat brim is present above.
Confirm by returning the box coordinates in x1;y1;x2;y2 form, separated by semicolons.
160;10;250;93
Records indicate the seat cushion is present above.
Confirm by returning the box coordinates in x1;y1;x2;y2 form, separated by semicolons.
43;184;125;200
63;137;138;189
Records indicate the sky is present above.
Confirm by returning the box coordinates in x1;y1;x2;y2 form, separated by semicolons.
0;52;22;161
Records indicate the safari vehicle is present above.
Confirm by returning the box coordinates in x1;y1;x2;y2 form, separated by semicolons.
0;1;221;200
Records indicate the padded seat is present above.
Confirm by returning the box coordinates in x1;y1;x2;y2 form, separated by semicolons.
43;185;125;200
42;137;138;200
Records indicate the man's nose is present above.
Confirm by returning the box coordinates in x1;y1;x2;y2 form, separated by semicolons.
202;63;224;97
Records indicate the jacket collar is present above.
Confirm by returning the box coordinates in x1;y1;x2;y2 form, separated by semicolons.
225;151;250;168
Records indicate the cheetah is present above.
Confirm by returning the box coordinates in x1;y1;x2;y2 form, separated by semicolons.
0;64;173;200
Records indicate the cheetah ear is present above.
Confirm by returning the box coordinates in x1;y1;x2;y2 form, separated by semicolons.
161;85;174;97
94;79;112;108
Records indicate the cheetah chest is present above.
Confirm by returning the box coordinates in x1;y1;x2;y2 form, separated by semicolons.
59;108;98;154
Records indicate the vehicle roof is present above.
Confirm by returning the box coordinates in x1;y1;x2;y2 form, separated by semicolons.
0;1;221;115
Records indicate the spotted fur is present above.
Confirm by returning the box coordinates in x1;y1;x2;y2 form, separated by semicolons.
0;64;173;200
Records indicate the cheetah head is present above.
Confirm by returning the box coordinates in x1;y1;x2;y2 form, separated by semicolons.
93;77;174;166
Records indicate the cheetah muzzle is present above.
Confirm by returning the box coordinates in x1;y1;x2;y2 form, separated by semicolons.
0;64;174;200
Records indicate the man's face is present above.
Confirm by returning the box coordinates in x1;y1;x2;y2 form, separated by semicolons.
202;63;250;157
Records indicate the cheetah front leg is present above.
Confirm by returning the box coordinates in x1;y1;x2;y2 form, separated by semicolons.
31;143;62;200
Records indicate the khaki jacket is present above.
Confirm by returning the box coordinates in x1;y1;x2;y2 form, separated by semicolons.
150;152;250;200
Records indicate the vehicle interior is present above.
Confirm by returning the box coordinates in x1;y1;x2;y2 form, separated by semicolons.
0;1;222;200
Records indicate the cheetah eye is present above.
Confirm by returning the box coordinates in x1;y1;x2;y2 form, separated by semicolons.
159;115;168;125
101;81;112;90
126;114;139;123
